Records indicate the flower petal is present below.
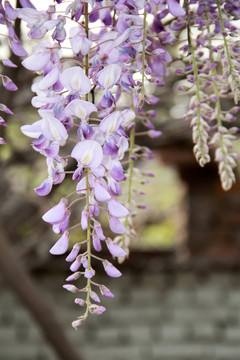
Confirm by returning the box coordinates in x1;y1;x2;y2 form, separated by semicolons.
168;0;186;17
71;139;103;169
22;52;51;71
60;66;91;94
42;200;66;224
97;64;122;89
103;260;122;278
105;238;127;257
94;181;111;202
109;216;127;234
41;114;68;145
34;178;53;196
108;198;129;218
65;99;97;120
49;231;69;255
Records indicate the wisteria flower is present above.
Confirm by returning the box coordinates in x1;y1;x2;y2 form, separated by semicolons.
65;99;97;120
97;64;122;89
60;66;91;94
71;139;103;169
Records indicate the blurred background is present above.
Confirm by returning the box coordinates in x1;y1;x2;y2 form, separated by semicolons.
1;2;240;360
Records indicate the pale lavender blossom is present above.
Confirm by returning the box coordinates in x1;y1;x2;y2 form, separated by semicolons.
89;305;106;315
109;216;127;234
1;76;18;91
60;66;91;94
70;26;92;56
108;198;129;218
49;231;69;255
168;0;186;17
75;298;86;306
34;178;53;196
105;238;127;257
85;268;95;279
97;64;122;89
90;291;100;303
102;260;122;278
99;285;114;298
22;52;51;71
2;59;17;68
41;113;68;145
71;140;103;169
66;272;81;281
65;99;97;120
42;199;67;224
63;284;79;293
94;181;111;202
66;243;81;263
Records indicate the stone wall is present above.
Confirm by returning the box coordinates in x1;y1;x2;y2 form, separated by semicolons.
1;268;240;360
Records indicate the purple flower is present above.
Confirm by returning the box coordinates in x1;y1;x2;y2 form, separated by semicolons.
65;243;81;262
20;120;42;139
37;67;59;90
66;272;81;281
74;298;86;306
102;260;122;278
94;181;111;202
97;64;122;89
60;66;91;94
81;208;88;231
65;99;97;120
89;305;106;316
22;52;51;71
99;111;123;134
71;139;103;169
5;1;18;20
90;291;101;303
109;216;127;234
72;317;86;329
49;231;69;255
93;234;102;252
34;178;53;196
94;221;105;240
105;238;127;257
99;285;114;298
70;255;82;272
108;198;129;218
2;59;17;68
85;267;95;279
168;0;186;17
148;130;162;138
42;199;67;224
70;26;92;56
63;284;79;293
2;76;18;91
0;103;13;114
40;113;68;146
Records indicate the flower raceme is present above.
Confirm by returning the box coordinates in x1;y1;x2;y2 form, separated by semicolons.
1;0;239;327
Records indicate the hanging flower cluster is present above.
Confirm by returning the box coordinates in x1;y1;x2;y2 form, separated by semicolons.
0;0;239;327
177;0;240;190
0;0;28;144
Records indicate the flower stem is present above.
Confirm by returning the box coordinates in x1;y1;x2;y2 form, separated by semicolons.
141;5;147;100
216;0;233;74
85;2;89;102
123;95;135;248
85;168;91;317
84;3;91;317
